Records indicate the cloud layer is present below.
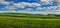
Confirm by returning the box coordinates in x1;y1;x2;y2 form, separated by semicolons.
0;0;60;14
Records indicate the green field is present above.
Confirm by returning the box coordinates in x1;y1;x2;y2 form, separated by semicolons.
0;13;60;28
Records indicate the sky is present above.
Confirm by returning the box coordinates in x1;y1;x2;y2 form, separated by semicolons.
0;0;60;14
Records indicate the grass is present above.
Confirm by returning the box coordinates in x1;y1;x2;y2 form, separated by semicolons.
0;13;60;28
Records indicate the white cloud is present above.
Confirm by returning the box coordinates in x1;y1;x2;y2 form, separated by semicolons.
45;6;60;14
0;1;41;13
26;8;32;11
35;5;60;14
5;6;16;12
27;2;40;7
0;0;60;14
54;0;60;4
19;11;41;14
2;2;41;13
41;0;50;4
14;2;27;8
14;2;41;8
36;7;45;10
41;0;60;5
0;0;10;5
14;3;25;8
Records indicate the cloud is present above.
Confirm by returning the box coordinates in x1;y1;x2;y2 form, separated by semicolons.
17;11;41;14
0;0;60;14
5;6;16;12
14;2;41;8
2;2;41;12
41;0;60;5
46;6;60;14
36;7;46;10
41;0;50;4
26;8;32;11
54;0;60;4
0;0;10;5
35;5;60;14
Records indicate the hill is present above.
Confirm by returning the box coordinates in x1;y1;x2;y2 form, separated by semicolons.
0;13;60;28
0;13;60;19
